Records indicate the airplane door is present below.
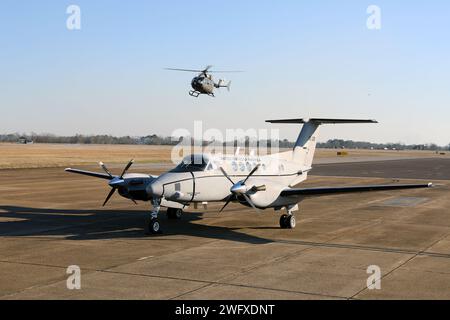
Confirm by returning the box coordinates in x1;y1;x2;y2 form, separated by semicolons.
186;172;196;202
162;173;195;203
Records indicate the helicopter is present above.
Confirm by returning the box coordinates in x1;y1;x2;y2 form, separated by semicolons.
165;65;241;97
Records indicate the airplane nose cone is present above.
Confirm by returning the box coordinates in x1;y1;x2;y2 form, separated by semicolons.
148;181;164;197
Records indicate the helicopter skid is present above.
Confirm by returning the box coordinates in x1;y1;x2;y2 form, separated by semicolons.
189;90;215;98
189;90;201;97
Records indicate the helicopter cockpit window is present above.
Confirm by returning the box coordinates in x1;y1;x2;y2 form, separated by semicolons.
171;155;208;173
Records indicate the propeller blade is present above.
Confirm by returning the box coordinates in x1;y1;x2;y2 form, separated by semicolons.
99;162;113;179
243;194;260;213
131;199;138;205
220;167;235;185
103;188;116;207
219;195;233;213
120;159;134;178
243;164;260;184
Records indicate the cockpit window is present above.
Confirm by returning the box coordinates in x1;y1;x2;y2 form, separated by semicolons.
171;155;208;172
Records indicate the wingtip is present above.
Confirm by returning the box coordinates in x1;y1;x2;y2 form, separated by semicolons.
428;183;434;188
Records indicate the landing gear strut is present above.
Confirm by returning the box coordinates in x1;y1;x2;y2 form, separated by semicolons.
146;199;162;235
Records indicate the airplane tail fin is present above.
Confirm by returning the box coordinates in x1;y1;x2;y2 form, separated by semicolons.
266;118;377;168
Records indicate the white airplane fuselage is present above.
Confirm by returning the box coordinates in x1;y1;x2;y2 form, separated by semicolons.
65;118;433;235
148;151;309;209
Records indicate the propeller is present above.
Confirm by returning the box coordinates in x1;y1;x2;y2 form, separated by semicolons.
219;164;266;213
99;159;135;207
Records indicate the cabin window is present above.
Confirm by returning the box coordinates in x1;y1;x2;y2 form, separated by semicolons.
232;161;238;172
239;162;245;172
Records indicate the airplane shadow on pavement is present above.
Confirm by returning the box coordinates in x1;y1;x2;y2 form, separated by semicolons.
0;206;272;244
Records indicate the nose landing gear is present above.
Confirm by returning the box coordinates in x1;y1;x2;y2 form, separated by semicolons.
148;218;161;234
145;199;162;235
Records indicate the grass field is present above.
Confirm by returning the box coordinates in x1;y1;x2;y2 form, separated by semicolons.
0;143;446;169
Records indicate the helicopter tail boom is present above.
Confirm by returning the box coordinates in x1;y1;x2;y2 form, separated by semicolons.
216;79;232;91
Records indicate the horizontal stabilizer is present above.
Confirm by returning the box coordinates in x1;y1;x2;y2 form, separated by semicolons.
280;183;433;197
266;118;378;124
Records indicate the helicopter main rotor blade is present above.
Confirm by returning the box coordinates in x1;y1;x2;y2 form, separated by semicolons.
203;65;213;73
207;70;244;73
165;67;243;73
164;68;205;73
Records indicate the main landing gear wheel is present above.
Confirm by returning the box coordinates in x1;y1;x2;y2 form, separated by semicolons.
279;214;289;229
167;208;183;220
147;218;161;234
279;214;296;229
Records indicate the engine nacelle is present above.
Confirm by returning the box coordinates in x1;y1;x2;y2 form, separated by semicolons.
245;179;285;208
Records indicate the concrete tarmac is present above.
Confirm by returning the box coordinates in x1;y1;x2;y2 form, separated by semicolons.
0;158;449;300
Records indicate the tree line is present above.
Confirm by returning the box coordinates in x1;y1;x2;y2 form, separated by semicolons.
1;133;449;151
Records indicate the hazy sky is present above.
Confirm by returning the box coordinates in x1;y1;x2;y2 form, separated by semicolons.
1;1;449;145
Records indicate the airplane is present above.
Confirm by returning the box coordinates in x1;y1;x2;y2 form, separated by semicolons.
165;65;241;97
65;118;433;235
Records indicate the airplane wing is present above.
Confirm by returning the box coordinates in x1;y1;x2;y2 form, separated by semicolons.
65;168;113;180
280;183;433;198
